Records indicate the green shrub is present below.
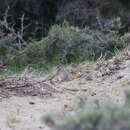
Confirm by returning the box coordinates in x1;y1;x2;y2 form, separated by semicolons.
27;23;126;65
0;37;15;63
0;23;128;72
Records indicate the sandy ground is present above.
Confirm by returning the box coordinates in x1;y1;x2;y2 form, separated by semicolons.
0;52;130;130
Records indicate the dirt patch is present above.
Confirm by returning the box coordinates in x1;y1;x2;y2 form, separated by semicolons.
1;50;130;130
0;76;61;99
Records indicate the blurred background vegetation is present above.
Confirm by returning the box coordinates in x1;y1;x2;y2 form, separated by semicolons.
0;0;130;75
44;89;130;130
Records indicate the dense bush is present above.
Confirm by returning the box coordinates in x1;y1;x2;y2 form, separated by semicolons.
0;23;128;69
44;89;130;130
56;0;123;29
27;23;126;64
0;0;58;38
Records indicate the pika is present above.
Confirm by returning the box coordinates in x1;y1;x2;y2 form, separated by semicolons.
51;65;70;82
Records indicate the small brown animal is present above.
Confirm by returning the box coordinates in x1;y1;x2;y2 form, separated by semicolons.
52;66;70;82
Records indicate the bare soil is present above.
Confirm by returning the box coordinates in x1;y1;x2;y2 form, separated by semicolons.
0;50;130;130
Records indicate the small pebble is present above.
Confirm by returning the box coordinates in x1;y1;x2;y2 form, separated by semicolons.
29;102;35;105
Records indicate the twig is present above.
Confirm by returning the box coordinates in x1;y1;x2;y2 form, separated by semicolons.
63;88;88;92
